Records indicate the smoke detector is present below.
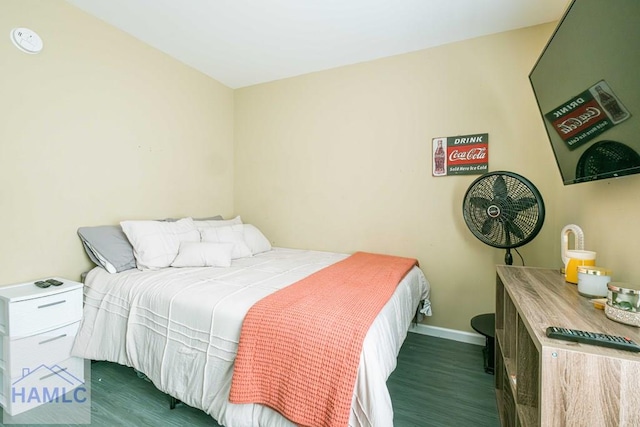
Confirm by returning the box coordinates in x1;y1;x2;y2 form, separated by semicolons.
10;28;43;54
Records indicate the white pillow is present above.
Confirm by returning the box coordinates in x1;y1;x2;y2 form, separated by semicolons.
201;224;252;259
243;224;272;255
194;215;243;231
171;242;234;268
120;218;200;270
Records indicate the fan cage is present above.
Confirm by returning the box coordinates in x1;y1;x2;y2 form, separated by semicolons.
463;171;545;249
575;140;640;183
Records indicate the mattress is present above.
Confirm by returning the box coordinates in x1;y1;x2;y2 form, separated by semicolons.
71;248;431;426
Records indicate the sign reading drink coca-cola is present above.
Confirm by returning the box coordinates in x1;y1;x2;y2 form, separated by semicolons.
545;80;630;150
432;133;488;176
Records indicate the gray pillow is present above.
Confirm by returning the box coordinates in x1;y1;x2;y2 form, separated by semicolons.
77;226;137;273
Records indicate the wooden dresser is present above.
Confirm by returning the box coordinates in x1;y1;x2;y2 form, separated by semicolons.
495;266;640;427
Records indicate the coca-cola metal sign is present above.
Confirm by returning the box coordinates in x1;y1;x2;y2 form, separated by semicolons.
432;133;488;176
545;80;630;150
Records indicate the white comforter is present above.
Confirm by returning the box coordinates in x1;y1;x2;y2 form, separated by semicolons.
72;248;431;427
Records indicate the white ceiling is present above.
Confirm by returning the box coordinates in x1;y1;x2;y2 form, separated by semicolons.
66;0;568;89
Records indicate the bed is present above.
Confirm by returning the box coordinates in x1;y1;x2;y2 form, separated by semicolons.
72;217;431;426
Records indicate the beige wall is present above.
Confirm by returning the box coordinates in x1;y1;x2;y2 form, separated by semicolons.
557;175;640;282
4;3;638;333
235;24;563;332
0;1;234;284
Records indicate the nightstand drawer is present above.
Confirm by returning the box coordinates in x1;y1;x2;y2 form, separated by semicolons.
8;288;82;337
8;321;80;378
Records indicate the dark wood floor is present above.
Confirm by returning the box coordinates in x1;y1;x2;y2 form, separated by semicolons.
388;332;500;427
5;333;499;426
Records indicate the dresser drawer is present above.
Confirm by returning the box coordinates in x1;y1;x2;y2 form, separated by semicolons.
8;321;80;378
4;356;85;416
8;288;82;337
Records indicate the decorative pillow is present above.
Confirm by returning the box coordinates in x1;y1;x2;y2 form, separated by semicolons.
162;215;223;222
77;226;137;273
243;224;272;255
170;242;234;268
120;218;200;270
195;215;243;230
200;224;252;259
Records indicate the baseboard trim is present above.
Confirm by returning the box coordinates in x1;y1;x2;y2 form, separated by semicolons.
409;323;485;346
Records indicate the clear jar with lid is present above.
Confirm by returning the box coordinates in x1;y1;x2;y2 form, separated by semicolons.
607;282;640;312
577;266;611;298
605;282;640;327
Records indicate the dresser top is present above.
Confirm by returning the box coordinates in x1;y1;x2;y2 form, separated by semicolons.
0;278;82;302
496;265;640;359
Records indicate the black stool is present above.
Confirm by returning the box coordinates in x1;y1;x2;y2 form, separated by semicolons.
470;313;495;374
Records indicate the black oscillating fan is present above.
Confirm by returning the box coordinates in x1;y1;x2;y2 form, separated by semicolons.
462;171;545;265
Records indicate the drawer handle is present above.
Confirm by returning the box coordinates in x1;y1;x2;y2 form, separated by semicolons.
40;367;68;381
38;299;66;309
39;333;67;345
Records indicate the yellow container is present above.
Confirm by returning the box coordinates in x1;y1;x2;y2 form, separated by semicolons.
564;250;596;284
564;250;596;285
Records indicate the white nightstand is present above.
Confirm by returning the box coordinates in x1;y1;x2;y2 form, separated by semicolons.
0;278;84;416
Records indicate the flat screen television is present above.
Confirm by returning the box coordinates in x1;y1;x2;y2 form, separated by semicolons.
529;0;640;185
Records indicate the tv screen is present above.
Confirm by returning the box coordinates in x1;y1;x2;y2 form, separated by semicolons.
529;0;640;185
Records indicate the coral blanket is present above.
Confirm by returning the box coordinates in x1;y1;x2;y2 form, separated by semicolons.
229;251;418;427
